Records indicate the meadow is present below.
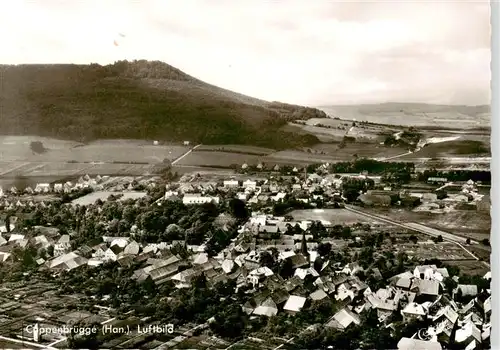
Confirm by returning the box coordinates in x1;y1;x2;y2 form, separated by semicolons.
175;151;261;168
290;208;378;225
0;136;190;163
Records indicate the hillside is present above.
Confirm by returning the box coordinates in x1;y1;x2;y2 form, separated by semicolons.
0;60;326;149
319;102;490;129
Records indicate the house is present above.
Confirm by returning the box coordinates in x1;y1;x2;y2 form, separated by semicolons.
453;285;478;299
309;289;328;301
223;180;239;188
401;302;426;322
326;308;361;330
243;180;257;190
253;298;278;317
428;177;448;184
183;141;190;146
35;183;51;193
413;265;438;279
182;194;220;205
8;234;25;243
92;244;107;260
395;277;412;290
342;262;363;276
433;305;459;340
104;245;123;261
411;278;440;301
164;190;180;201
365;294;398;322
397;338;442;350
455;321;482;348
47;252;88;271
0;249;12;262
335;283;355;302
54;235;71;257
283;295;306;314
123;241;140;256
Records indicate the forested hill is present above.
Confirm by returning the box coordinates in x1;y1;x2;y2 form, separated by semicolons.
0;60;326;149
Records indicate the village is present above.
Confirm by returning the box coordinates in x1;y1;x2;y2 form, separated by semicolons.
0;160;492;349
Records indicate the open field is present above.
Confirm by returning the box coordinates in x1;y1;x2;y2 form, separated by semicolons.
71;191;148;206
396;241;477;261
398;140;490;159
376;208;490;242
175;151;261;167
264;150;340;165
288;121;391;143
290;208;386;225
0;161;158;178
445;260;489;276
172;165;237;176
309;143;408;160
319;103;490;129
0;136;190;163
194;145;275;155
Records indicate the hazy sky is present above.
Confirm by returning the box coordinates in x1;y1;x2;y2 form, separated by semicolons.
1;0;491;106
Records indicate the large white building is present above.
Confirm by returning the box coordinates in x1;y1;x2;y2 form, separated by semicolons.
182;194;220;205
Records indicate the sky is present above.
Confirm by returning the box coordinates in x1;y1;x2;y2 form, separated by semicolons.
0;0;491;106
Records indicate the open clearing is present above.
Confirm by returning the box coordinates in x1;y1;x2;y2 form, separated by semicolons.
445;260;489;276
71;191;148;206
290;208;384;225
195;145;275;155
0;161;157;178
379;208;490;241
396;241;477;261
175;151;261;167
0;136;189;163
319;105;490;129
399;140;490;159
310;143;408;160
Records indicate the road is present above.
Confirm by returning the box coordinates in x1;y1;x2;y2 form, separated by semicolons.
171;144;201;165
377;151;414;161
343;205;490;268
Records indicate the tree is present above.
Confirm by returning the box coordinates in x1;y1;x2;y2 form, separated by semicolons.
313;256;323;272
210;305;246;339
228;198;248;220
466;238;471;245
259;251;275;268
47;245;54;257
443;277;458;295
30;141;46;154
481;238;490;246
279;258;294;279
317;242;332;257
433;235;444;243
5;214;11;233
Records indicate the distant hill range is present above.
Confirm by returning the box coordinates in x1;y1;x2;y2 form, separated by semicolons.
319;103;490;129
0;60;326;149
